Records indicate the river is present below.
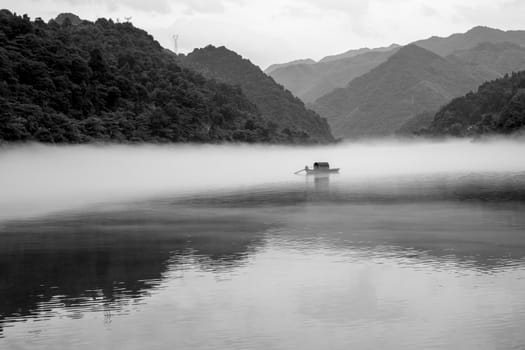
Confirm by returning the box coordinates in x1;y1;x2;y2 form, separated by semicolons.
1;140;525;349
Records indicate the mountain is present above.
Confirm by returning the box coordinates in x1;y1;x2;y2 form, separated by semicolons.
268;48;397;103
424;71;525;136
266;26;525;138
312;45;493;138
448;41;525;76
268;26;525;106
319;44;400;63
265;59;315;74
397;42;525;135
413;26;525;57
0;11;312;144
396;111;437;135
180;45;334;143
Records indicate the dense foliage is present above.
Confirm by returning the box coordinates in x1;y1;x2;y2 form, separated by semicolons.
424;71;525;136
181;46;334;143
0;11;300;143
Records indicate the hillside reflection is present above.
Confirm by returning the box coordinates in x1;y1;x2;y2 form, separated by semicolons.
0;208;270;332
2;173;525;337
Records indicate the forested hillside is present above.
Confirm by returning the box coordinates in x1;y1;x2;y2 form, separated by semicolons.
398;42;525;135
424;71;525;136
181;45;334;143
0;11;310;144
312;45;488;138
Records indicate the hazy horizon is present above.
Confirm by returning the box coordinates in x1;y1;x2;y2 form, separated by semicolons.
2;138;525;221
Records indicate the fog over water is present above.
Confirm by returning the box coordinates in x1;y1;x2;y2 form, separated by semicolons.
2;139;525;349
1;138;525;221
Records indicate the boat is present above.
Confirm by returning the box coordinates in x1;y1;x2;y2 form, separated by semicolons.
295;162;340;175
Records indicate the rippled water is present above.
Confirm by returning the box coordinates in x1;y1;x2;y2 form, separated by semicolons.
2;169;525;349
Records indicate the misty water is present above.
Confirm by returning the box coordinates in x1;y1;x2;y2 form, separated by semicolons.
1;140;525;349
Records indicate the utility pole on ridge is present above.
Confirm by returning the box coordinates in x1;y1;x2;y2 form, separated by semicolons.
172;34;179;54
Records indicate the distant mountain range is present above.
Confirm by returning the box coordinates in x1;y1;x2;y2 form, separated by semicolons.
397;41;525;135
447;41;525;77
312;45;496;138
267;26;525;138
398;42;525;135
180;46;334;143
265;59;315;75
266;46;399;103
318;44;401;63
413;26;525;57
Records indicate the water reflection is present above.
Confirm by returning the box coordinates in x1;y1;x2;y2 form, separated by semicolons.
1;173;525;349
0;208;270;333
166;173;525;273
276;202;525;272
178;172;525;207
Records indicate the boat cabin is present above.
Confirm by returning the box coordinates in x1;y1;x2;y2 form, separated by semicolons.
313;162;330;170
301;162;340;175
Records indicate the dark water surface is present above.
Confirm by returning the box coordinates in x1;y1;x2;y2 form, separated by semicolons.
1;173;525;349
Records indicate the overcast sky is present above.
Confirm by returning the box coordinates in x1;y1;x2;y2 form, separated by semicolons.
4;0;525;68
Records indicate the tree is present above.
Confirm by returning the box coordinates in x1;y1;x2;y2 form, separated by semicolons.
0;11;286;144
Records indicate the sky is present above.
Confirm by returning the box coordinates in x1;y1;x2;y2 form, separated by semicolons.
3;0;525;69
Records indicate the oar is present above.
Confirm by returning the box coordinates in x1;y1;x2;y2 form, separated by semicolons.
294;168;306;174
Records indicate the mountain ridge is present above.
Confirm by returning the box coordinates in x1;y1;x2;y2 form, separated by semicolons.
447;41;525;76
413;26;525;57
0;11;323;144
180;45;334;143
319;43;400;63
265;59;315;74
312;44;492;138
266;26;525;108
268;48;398;103
397;42;525;134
